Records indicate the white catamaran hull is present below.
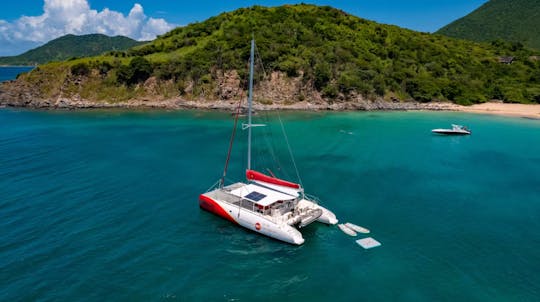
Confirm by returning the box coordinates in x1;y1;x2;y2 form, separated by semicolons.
200;193;304;244
297;199;338;225
200;190;337;245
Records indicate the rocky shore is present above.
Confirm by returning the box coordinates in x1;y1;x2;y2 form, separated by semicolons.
0;94;459;112
0;80;457;112
2;76;538;118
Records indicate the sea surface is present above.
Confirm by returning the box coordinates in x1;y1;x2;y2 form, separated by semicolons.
1;107;539;301
0;66;34;82
2;67;540;301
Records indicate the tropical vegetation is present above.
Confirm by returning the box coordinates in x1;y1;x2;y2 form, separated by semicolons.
0;34;144;66
11;4;540;104
437;0;540;50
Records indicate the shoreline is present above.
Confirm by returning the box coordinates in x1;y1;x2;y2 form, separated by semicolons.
448;102;540;119
0;95;539;119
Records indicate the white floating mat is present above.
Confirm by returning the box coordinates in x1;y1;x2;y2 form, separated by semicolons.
356;237;382;249
338;224;357;236
345;222;370;234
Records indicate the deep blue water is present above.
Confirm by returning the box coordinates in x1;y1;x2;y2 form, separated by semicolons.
0;66;34;82
1;107;539;301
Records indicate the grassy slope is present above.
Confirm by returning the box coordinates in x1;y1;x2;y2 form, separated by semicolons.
437;0;540;50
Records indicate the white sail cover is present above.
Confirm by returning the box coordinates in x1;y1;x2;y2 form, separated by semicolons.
252;180;300;198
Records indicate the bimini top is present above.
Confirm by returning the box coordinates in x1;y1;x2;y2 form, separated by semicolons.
229;183;296;207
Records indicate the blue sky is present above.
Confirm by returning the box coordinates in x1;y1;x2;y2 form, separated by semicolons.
0;0;488;56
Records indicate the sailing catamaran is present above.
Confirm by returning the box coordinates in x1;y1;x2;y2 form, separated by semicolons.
199;39;338;245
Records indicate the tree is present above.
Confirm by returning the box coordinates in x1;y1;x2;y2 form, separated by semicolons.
116;57;153;85
129;57;152;84
314;62;331;90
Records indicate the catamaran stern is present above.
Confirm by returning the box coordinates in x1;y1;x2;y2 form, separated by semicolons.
316;205;339;225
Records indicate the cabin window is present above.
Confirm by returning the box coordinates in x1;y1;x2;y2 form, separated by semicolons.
240;199;254;211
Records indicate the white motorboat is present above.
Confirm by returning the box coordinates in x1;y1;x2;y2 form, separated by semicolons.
432;124;471;135
199;39;338;245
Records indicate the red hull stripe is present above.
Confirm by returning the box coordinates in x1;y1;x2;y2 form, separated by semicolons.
199;194;238;224
246;170;300;189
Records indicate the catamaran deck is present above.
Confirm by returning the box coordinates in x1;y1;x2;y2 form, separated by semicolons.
204;183;244;205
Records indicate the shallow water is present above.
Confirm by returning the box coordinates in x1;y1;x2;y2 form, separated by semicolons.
0;108;539;301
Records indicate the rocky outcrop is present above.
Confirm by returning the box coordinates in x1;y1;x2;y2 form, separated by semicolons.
216;70;243;100
0;71;459;112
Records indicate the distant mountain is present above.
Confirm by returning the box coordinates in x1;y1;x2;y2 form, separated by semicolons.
437;0;540;49
0;34;146;66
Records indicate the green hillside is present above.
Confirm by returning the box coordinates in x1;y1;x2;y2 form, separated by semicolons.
0;34;145;66
10;4;540;104
437;0;540;49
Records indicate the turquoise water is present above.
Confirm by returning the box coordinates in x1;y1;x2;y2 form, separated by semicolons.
0;66;34;82
1;108;539;301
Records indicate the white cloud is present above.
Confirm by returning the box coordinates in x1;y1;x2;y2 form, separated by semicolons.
0;0;175;56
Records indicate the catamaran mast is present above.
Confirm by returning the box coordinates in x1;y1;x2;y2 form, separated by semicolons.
247;38;254;171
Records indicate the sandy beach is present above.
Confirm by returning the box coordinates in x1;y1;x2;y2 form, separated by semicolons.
449;102;540;119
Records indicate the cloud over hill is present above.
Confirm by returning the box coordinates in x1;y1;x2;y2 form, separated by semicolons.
0;0;175;56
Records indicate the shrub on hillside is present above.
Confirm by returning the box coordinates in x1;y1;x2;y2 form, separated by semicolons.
116;57;153;85
71;62;90;76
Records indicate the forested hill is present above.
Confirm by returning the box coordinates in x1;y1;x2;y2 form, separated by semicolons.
437;0;540;50
0;34;144;66
4;4;540;106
